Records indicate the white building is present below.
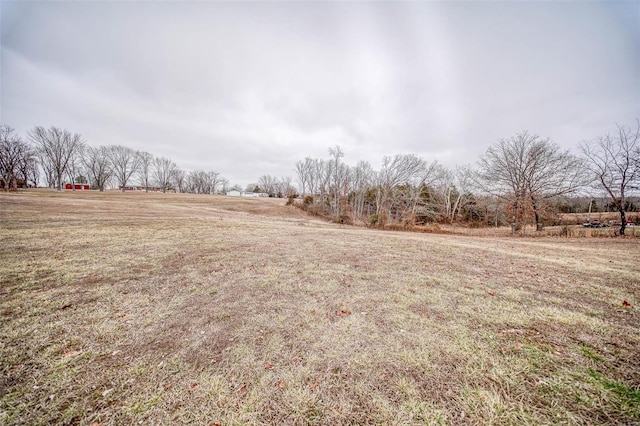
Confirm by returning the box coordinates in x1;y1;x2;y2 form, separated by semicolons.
227;190;269;197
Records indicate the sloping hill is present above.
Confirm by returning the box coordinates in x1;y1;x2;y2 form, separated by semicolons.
1;190;639;425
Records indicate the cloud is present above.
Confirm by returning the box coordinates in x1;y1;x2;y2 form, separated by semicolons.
1;1;638;186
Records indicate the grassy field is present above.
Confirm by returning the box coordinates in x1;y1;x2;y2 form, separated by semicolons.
1;190;639;425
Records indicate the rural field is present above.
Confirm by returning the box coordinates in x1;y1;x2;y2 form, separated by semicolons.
1;191;639;425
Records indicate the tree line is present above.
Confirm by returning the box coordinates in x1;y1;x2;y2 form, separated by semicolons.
292;122;639;235
0;125;230;195
2;121;638;235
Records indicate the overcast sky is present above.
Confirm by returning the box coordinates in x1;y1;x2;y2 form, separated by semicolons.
1;1;638;187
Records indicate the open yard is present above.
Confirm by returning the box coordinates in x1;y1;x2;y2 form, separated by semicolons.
1;191;639;425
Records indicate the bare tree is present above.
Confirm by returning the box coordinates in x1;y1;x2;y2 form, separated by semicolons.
29;126;84;191
0;125;35;190
173;167;186;193
580;121;640;235
220;178;230;194
208;171;221;194
245;183;259;192
136;151;154;192
108;145;140;191
17;146;39;188
186;170;200;193
40;155;56;189
307;159;325;197
443;166;474;223
525;141;585;229
295;158;313;197
258;174;279;197
83;145;113;191
278;176;297;198
476;131;584;231
65;142;86;190
327;145;346;215
406;160;443;221
351;160;374;220
375;154;426;221
186;170;210;194
153;157;177;193
315;159;331;207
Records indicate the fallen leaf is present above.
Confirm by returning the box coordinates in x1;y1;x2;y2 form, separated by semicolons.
263;362;274;370
380;373;388;380
310;379;318;391
234;383;247;396
163;383;172;390
276;380;285;389
336;309;351;317
63;350;82;358
622;300;633;307
189;383;198;392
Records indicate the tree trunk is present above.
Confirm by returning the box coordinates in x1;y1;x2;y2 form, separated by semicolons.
531;196;542;231
619;208;626;236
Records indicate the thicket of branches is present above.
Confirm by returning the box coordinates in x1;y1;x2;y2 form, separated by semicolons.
0;125;38;191
292;124;639;232
292;148;498;228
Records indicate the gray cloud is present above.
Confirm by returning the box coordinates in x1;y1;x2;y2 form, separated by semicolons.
1;1;638;186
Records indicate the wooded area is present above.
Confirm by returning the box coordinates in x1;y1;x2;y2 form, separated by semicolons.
290;123;639;234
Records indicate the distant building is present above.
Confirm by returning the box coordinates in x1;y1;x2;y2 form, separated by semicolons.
227;190;268;197
118;185;163;192
65;183;91;190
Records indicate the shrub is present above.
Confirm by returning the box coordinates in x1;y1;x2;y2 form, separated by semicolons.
335;215;352;225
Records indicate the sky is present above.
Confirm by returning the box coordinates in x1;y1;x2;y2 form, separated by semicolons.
1;1;639;188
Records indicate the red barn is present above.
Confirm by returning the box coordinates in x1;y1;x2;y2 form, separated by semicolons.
65;183;90;190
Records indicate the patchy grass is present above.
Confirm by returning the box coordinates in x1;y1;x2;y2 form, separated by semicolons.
1;190;639;425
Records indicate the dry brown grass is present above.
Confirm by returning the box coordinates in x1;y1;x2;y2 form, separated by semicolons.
417;223;640;238
1;190;639;425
